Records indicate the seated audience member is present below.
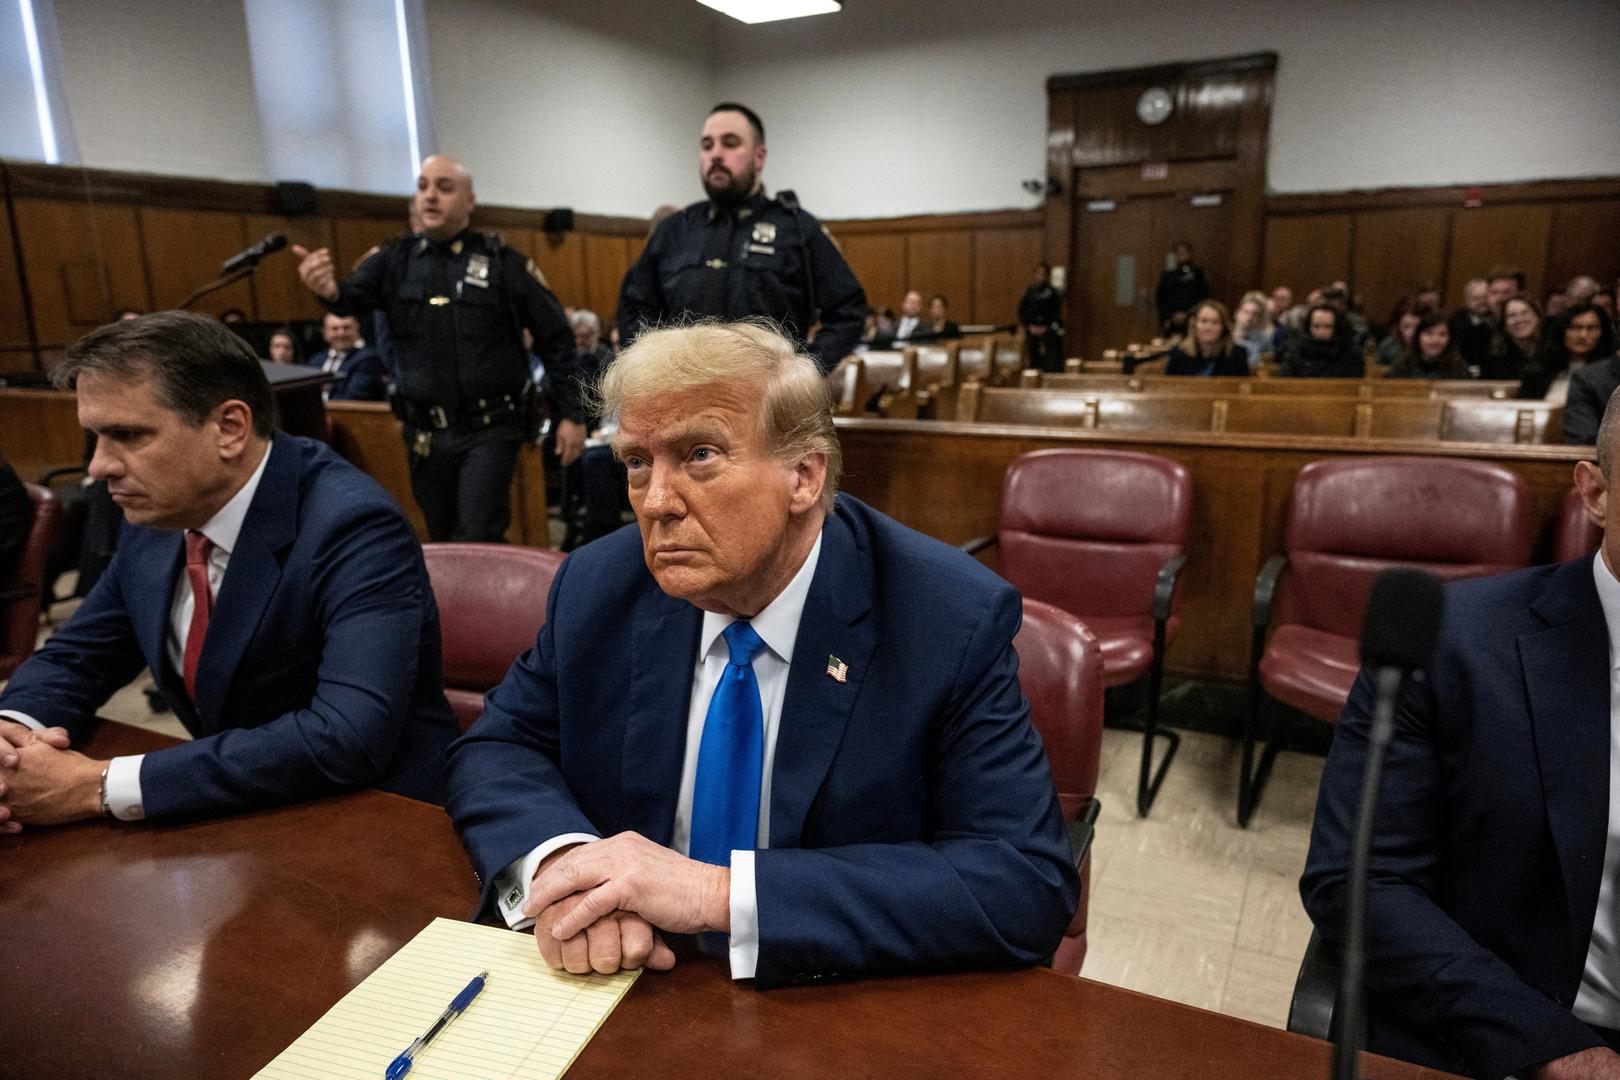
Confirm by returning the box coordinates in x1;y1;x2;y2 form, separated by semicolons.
1565;355;1620;445
1267;285;1294;327
1376;298;1426;368
557;309;625;547
444;321;1077;986
0;312;457;830
1548;289;1574;319
926;294;961;341
1569;275;1600;306
266;327;301;365
1520;303;1616;403
1595;288;1617;321
1018;262;1064;373
1482;295;1542;381
1166;300;1249;376
114;308;143;323
1232;290;1278;366
309;313;387;401
1303;393;1620;1078
1323;283;1371;349
1486;265;1525;318
1280;303;1362;378
890;290;926;345
1388;311;1467;379
0;453;29;586
1448;278;1496;368
218;308;248;326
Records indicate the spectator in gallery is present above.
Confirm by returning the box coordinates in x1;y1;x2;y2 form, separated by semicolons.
266;328;301;365
1567;275;1600;306
1154;242;1210;332
1448;278;1496;368
1546;289;1572;319
1593;288;1616;321
927;294;961;341
218;308;248;326
1486;266;1524;317
1320;284;1370;349
1388;311;1466;380
1267;285;1294;325
1413;283;1443;314
892;290;926;344
1280;303;1361;378
114;309;143;323
1377;298;1426;368
1232;290;1278;367
1481;295;1542;382
1018;262;1064;373
1166;300;1249;377
1519;302;1615;403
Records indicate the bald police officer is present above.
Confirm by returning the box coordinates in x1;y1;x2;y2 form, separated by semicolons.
616;103;866;374
294;155;573;542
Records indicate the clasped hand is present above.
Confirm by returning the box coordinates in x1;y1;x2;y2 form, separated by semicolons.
522;832;731;976
0;719;96;831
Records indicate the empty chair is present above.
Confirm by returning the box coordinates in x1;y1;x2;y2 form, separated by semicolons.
1240;457;1534;826
1013;598;1105;974
1551;486;1602;563
422;543;566;730
0;484;63;680
967;449;1191;815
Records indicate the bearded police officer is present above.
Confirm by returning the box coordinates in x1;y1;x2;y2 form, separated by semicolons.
294;155;573;542
616;103;866;374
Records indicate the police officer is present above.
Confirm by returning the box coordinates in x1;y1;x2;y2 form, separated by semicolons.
617;103;866;373
293;155;573;542
1018;262;1065;373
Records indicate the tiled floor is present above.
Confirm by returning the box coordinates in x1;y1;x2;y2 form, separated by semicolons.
14;599;1325;1030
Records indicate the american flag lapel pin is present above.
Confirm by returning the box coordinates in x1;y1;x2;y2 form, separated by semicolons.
825;655;849;683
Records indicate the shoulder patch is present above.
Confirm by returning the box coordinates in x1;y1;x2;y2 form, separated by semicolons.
352;244;382;271
526;258;548;288
820;224;846;254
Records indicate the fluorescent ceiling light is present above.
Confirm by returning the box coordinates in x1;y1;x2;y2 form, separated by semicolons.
696;0;841;24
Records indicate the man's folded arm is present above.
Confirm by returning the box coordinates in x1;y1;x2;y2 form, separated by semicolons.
1301;669;1603;1080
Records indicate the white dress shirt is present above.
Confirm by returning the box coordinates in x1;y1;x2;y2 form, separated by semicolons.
494;531;824;980
893;316;920;342
1574;550;1620;1027
1;445;272;821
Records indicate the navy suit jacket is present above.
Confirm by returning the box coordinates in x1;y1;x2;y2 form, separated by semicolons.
0;433;457;818
1302;558;1613;1079
310;345;388;401
445;496;1078;988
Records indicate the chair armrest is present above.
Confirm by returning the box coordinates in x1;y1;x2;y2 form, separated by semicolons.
0;587;34;603
1251;554;1289;629
960;533;999;556
1152;552;1189;622
38;466;87;487
1286;927;1341;1041
1065;796;1102;870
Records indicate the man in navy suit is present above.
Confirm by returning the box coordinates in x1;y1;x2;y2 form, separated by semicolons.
0;311;456;830
309;312;388;401
1303;386;1620;1079
445;322;1076;988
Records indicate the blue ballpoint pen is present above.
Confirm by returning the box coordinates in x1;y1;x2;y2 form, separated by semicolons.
385;969;488;1080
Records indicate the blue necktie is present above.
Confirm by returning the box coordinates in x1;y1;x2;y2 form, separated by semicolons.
689;622;766;867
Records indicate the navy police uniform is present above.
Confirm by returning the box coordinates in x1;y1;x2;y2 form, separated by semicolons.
326;229;573;542
616;190;866;373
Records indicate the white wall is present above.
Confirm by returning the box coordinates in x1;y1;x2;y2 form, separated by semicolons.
717;0;1620;217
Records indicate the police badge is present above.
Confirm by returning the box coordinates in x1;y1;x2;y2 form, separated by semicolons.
463;253;491;288
751;221;777;245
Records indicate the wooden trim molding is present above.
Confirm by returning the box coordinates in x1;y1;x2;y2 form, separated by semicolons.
826;209;1043;234
1266;176;1620;215
1046;52;1277;93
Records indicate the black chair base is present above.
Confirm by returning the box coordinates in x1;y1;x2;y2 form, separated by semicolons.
1111;715;1180;817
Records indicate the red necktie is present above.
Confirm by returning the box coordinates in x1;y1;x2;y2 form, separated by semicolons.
182;530;214;701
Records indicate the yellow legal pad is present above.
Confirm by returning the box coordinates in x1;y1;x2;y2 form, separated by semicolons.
254;917;639;1080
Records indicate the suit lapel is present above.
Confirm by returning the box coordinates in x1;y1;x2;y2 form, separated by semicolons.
622;588;701;846
769;510;877;849
192;436;299;729
1522;557;1612;968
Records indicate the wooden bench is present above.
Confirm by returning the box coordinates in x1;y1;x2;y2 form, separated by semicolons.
1026;374;1520;399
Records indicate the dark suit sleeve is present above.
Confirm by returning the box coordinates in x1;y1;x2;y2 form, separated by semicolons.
508;249;575;416
332;349;389;402
137;502;438;820
1301;668;1603;1079
617;224;671;351
327;243;394;317
802;218;867;374
751;584;1079;988
0;540;148;740
1563;365;1606;445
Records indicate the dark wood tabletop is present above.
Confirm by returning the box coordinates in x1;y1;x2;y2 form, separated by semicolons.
0;722;1457;1080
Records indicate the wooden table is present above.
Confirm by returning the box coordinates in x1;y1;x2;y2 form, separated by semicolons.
0;722;1456;1080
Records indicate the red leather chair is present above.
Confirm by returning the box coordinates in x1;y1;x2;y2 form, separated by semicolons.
1552;486;1602;563
1240;456;1534;826
1013;598;1106;975
967;448;1191;816
1;484;63;680
422;543;565;731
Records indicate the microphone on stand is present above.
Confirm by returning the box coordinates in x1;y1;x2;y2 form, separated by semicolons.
220;233;288;275
1333;567;1445;1080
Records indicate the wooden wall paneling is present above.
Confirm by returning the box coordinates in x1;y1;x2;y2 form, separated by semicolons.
243;214;333;324
1350;208;1450;324
0;389;84;485
1445;204;1554;306
139;207;252;315
1260;213;1352;297
1225;71;1273;301
839;233;908;314
531;230;588;310
582;234;633;326
333;218;407;275
905;231;973;322
0;199;35;371
1545;200;1620;295
973;228;1044;329
1043;88;1076;275
11;197;148;350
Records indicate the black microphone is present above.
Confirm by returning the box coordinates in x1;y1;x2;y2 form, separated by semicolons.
220;233;287;275
1334;568;1444;1080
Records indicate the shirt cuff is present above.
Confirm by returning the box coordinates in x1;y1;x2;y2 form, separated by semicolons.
0;710;44;731
493;833;599;930
104;755;146;821
728;849;759;980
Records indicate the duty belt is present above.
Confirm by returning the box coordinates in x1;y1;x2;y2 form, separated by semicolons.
401;391;523;431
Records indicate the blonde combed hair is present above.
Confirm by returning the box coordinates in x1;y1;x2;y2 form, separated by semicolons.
594;320;842;513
